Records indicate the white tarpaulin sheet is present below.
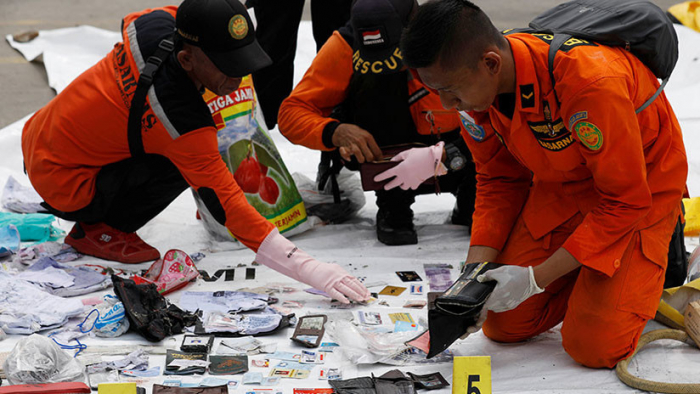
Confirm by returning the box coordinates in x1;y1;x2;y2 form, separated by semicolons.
3;21;700;394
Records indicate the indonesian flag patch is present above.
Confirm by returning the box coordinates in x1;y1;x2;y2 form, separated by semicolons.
361;28;385;45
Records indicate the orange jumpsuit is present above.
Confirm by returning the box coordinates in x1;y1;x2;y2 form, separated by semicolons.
21;7;274;250
464;33;687;367
278;31;462;149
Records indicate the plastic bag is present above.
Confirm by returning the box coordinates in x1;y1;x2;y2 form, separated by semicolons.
0;224;20;258
292;170;366;223
668;1;700;32
193;76;311;242
655;277;700;330
0;212;64;243
326;320;432;365
689;245;700;282
4;334;86;385
93;294;130;338
683;197;700;236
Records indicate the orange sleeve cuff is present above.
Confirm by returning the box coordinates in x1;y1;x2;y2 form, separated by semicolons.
278;32;353;151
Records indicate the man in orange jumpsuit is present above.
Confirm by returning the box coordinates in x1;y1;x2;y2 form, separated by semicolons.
389;0;688;367
278;0;477;245
21;0;370;304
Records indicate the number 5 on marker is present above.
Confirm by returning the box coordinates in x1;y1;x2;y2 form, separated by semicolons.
452;356;491;394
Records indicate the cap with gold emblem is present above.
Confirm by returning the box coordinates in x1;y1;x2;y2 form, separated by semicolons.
176;0;272;77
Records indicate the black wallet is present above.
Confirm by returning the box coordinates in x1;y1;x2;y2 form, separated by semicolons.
359;144;435;191
426;262;503;358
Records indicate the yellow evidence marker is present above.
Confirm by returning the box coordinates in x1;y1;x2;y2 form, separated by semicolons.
452;356;492;394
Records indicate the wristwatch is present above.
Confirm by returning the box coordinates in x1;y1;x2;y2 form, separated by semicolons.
444;142;467;171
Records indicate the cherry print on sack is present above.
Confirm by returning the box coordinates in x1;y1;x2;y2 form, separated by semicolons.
259;176;280;205
234;156;262;193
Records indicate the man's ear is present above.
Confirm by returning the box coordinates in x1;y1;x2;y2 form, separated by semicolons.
177;48;195;72
482;50;502;76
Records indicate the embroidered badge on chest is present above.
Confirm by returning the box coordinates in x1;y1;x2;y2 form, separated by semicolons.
528;101;574;151
575;121;603;150
527;119;574;151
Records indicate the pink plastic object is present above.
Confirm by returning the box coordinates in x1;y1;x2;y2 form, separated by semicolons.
133;249;199;295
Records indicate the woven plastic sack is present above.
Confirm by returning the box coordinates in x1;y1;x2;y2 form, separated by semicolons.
655;277;700;330
193;76;311;243
669;1;700;32
683;197;700;236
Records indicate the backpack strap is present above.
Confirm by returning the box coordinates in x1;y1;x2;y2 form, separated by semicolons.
546;33;667;115
127;36;175;157
546;34;571;108
635;77;668;114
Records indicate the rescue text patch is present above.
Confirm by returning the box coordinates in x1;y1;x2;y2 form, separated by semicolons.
568;111;588;130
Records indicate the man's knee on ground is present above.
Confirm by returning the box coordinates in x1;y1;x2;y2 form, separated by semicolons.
561;317;639;369
482;312;539;343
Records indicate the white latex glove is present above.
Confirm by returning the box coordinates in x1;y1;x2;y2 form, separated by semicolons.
459;265;544;339
373;142;448;190
255;229;371;304
477;265;545;313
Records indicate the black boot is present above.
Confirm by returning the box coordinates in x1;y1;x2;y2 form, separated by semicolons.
451;201;474;227
451;172;476;230
375;189;417;245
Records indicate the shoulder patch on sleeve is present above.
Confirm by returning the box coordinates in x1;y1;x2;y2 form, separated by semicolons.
574;121;603;151
459;111;486;142
568;111;588;130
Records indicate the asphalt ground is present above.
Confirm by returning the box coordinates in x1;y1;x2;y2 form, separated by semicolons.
0;0;680;129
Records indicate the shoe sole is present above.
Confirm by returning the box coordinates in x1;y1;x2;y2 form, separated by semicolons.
377;232;418;246
65;236;159;264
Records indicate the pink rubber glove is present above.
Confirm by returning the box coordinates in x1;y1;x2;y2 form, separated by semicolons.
255;229;371;304
373;142;448;190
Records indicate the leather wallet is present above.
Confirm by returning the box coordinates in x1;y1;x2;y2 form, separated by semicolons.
152;386;227;394
426;262;503;358
359;144;435;191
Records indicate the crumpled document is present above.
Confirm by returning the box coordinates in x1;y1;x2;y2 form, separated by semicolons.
0;271;84;334
86;349;150;374
217;336;277;355
1;176;44;214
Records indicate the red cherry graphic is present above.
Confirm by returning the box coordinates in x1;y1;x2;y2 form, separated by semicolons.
234;156;262;193
254;151;269;176
259;176;280;204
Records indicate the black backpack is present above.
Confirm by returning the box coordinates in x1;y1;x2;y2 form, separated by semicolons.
513;0;679;114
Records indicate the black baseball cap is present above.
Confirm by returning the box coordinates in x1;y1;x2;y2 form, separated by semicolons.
176;0;272;78
351;0;416;74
